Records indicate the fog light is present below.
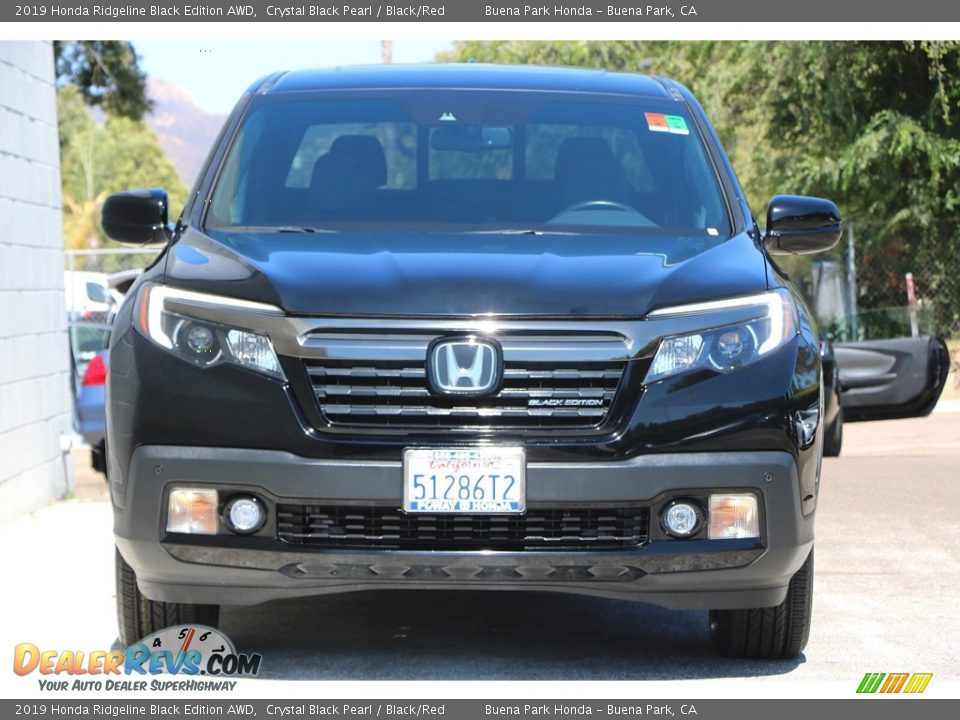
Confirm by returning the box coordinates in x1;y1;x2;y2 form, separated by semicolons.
660;499;704;538
224;496;266;534
708;494;760;539
166;488;218;535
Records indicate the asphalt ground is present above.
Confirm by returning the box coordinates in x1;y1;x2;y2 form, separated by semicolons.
2;410;957;681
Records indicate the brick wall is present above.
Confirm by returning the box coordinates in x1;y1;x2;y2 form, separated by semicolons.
0;41;73;523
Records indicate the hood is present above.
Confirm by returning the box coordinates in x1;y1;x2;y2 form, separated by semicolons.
166;228;769;317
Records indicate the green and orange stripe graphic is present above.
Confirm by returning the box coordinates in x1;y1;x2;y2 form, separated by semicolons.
857;672;933;694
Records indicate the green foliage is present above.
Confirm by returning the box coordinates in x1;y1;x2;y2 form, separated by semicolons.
55;42;177;272
58;85;187;270
443;41;960;223
54;41;152;120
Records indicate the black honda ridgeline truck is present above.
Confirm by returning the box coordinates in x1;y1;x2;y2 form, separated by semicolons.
103;64;850;659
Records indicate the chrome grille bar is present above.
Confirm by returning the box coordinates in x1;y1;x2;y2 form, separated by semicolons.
303;329;630;430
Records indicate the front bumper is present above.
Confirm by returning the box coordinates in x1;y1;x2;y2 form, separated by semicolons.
114;446;813;610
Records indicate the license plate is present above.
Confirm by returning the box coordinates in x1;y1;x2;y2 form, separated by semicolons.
403;447;526;514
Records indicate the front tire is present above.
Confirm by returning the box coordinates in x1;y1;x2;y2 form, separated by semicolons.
115;548;220;646
823;408;843;457
91;441;108;478
709;548;814;659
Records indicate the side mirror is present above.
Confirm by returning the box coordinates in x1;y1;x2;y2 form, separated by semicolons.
101;188;171;245
763;195;842;255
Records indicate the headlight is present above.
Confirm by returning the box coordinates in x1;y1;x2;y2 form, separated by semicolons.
646;290;798;383
135;283;286;380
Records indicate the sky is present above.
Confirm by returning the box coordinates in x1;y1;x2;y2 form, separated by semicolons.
135;40;455;114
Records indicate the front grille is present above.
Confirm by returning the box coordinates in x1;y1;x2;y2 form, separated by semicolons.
276;505;650;551
305;359;627;429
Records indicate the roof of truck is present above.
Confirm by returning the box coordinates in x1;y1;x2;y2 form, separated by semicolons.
252;63;677;100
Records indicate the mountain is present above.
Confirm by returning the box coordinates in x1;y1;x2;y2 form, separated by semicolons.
147;77;227;189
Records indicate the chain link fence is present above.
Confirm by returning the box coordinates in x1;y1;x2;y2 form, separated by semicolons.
64;247;162;276
792;220;960;400
794;222;960;344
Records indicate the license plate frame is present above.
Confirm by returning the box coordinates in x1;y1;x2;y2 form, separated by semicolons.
402;447;526;514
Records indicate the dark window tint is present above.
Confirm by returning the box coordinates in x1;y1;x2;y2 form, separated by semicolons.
208;91;730;236
285;122;416;189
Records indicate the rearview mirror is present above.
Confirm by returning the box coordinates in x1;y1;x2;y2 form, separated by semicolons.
763;195;842;255
431;126;513;152
101;188;171;245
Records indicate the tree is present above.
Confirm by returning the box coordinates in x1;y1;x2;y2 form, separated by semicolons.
58;85;188;271
441;41;960;224
54;41;152;120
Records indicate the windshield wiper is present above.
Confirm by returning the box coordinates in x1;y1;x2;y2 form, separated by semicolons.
275;226;336;233
467;228;546;236
221;225;337;234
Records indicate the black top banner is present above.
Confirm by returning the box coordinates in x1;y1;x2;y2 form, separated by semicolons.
5;0;960;22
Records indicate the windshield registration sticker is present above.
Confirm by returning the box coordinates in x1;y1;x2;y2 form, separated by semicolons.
645;112;690;135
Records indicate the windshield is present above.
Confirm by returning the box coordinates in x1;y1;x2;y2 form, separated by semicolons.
207;91;731;236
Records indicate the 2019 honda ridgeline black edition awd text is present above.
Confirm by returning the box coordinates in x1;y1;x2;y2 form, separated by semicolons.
103;64;883;659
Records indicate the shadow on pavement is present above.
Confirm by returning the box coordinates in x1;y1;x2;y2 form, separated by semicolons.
219;590;804;680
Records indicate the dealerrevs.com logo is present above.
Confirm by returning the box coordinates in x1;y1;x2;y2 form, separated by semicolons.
13;625;261;692
857;672;933;694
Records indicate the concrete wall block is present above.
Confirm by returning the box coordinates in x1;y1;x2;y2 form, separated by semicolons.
4;291;70;340
0;377;31;435
0;107;59;167
0;246;65;291
0;41;70;522
0;107;24;156
0;63;50;126
0;155;60;207
0;406;71;481
0;456;68;526
37;121;61;168
0;374;73;441
14;159;36;204
0;41;54;83
0;198;64;248
0;292;25;339
0;423;41;479
0;46;57;127
0;329;71;385
40;371;73;421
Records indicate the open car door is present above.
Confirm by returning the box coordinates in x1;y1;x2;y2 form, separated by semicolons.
833;336;950;422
